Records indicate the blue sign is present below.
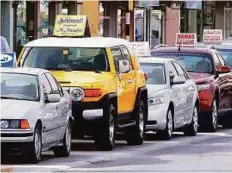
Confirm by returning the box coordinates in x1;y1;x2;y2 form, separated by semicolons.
0;53;17;68
186;1;202;10
139;1;159;7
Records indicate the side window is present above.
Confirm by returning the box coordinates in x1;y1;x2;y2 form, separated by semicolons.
216;53;225;66
111;47;124;73
214;54;222;67
121;46;133;70
45;73;60;94
167;62;178;77
173;62;189;79
40;74;52;94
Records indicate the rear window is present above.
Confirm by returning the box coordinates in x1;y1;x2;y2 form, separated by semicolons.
22;47;109;72
151;52;213;74
140;63;166;85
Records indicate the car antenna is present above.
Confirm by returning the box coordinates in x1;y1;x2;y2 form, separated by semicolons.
178;42;181;51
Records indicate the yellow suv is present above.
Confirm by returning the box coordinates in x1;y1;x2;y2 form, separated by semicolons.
18;37;148;150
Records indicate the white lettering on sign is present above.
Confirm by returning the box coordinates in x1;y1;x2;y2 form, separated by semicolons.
131;42;151;57
0;54;13;64
175;33;197;47
203;29;223;44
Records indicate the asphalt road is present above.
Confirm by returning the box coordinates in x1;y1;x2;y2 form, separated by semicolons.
1;128;232;173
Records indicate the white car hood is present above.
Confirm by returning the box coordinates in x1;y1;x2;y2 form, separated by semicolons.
147;84;168;97
1;99;39;119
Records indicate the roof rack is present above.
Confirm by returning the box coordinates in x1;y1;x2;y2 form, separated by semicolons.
153;44;168;49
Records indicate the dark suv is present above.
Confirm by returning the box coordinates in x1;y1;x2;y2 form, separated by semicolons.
151;47;232;131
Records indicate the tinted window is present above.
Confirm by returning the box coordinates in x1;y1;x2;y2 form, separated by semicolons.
151;53;213;74
40;74;52;94
111;47;124;73
1;73;39;101
140;63;166;84
22;47;109;72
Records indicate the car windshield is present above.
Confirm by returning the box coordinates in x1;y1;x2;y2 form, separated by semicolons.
151;53;213;74
22;47;109;72
140;63;166;85
1;73;39;101
216;49;232;68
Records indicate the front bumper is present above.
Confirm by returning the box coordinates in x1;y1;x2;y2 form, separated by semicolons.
0;129;34;143
146;104;168;131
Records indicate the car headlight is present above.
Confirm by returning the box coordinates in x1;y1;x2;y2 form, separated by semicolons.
197;84;210;91
70;87;85;101
1;120;22;129
148;96;165;106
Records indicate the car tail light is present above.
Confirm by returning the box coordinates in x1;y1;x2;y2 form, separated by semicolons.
84;89;102;97
21;119;30;129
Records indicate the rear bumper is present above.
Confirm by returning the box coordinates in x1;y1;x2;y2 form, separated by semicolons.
198;89;213;112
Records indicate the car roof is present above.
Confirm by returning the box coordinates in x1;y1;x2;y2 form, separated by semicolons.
151;46;214;54
25;37;133;48
138;57;174;64
1;67;49;75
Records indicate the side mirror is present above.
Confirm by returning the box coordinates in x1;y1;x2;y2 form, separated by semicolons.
172;76;186;85
119;60;130;73
216;65;231;74
46;93;61;103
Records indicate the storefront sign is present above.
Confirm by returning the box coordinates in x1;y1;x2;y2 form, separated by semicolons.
0;53;17;67
53;15;89;37
175;33;197;47
139;0;159;7
203;29;223;44
186;1;202;10
131;42;151;57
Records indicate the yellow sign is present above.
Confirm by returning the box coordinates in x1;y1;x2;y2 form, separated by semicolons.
53;15;87;37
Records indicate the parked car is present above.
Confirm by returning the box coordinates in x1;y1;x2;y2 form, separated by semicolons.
1;68;73;163
17;37;148;151
197;42;232;69
151;47;232;131
139;57;199;139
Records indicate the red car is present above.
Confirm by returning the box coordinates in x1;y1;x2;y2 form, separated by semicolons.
151;47;232;132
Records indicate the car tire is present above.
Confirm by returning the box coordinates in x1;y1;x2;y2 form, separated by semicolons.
184;105;198;136
24;124;42;163
53;121;72;157
205;98;218;132
157;108;173;140
125;100;145;146
94;104;116;151
221;116;232;129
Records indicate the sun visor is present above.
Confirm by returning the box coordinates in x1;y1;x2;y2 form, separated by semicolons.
53;15;91;37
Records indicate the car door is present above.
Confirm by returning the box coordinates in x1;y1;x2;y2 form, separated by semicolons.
167;62;184;128
173;62;196;124
111;47;134;115
39;74;58;143
45;72;68;140
120;46;137;111
214;53;232;112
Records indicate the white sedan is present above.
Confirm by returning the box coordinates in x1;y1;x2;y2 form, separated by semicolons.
139;57;199;139
1;68;73;163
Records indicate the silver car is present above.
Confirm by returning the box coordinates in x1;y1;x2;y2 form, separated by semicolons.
1;68;73;163
139;58;199;140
